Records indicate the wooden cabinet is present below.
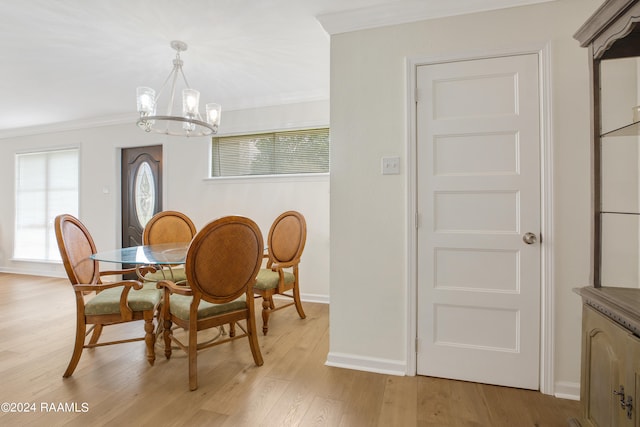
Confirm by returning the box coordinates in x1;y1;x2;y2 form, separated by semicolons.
575;287;640;426
628;335;640;425
574;1;640;426
582;304;635;426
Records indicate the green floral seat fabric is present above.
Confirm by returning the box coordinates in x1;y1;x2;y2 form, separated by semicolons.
144;267;187;283
169;294;247;321
253;269;295;291
85;284;161;316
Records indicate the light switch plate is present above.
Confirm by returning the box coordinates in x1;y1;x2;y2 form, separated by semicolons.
381;156;400;175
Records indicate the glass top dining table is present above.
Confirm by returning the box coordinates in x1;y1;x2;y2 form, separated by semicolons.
90;242;189;265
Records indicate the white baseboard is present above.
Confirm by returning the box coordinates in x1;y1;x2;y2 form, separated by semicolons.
273;293;329;304
325;352;406;376
554;381;580;400
324;352;582;400
0;267;66;278
300;293;329;304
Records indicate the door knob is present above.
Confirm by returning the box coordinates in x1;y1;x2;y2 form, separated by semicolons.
523;232;537;245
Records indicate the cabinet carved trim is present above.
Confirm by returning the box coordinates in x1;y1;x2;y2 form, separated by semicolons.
591;3;640;59
575;0;639;55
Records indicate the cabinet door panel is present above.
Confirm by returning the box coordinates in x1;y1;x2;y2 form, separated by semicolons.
627;334;640;426
583;306;629;426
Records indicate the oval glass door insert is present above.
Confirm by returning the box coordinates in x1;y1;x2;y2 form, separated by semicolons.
134;161;155;227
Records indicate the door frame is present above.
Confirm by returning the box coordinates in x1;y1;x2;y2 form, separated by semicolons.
117;144;165;248
405;44;555;395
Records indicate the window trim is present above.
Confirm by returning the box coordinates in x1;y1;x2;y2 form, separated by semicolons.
210;127;330;178
204;171;329;184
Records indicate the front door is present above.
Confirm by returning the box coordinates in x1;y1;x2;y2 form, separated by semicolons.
121;145;162;249
416;53;541;389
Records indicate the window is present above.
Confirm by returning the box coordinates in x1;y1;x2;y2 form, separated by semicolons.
14;149;79;261
211;128;329;177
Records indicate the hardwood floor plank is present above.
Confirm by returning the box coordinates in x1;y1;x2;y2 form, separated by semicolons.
483;384;535;426
377;376;418;427
298;396;343;427
177;409;228;427
337;370;387;427
0;273;582;427
418;376;456;426
448;379;493;426
260;325;334;426
220;377;289;426
260;385;315;427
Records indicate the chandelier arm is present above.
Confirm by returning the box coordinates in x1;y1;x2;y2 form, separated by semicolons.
166;64;181;118
178;65;192;89
155;54;177;98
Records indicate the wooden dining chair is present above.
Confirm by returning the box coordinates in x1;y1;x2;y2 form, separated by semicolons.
143;210;196;245
54;214;161;378
157;215;264;391
253;210;307;335
142;210;196;282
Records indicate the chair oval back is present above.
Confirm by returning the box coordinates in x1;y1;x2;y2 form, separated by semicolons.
185;216;263;304
143;211;197;245
268;211;307;264
55;214;100;285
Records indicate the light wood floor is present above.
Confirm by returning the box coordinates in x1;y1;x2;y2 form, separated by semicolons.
0;273;580;426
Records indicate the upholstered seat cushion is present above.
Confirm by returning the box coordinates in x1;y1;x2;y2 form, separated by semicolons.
254;268;295;291
144;266;187;283
85;284;161;316
169;294;247;321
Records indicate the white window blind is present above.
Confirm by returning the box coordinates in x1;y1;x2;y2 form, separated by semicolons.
211;128;329;177
14;149;79;261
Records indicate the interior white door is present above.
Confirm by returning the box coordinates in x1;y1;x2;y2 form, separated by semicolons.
416;53;541;389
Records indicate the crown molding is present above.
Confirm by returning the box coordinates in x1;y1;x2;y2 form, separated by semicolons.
0;114;136;139
317;0;557;35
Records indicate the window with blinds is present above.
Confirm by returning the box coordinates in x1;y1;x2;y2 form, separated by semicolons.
211;128;329;177
14;149;79;261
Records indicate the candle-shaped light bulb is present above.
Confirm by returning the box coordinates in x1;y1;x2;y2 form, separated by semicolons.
182;89;200;117
136;87;156;116
205;103;221;129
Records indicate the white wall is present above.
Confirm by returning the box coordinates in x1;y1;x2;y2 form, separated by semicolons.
328;0;601;396
0;100;330;302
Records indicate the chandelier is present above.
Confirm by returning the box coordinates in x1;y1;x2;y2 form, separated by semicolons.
136;40;221;137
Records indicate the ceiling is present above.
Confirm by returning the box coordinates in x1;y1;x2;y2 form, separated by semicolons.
0;0;554;136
